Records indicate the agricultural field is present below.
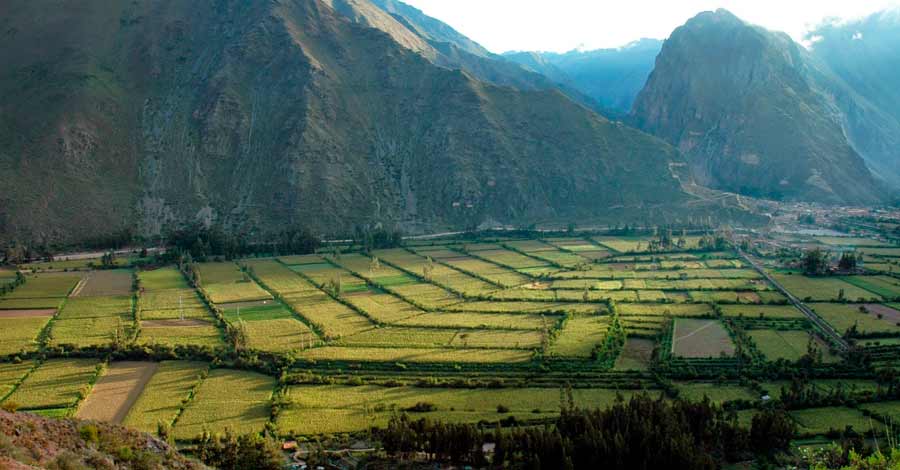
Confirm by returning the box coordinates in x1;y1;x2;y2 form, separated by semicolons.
674;382;757;403
0;272;81;310
808;303;900;336
548;315;610;357
8;230;900;446
76;362;158;423
614;338;654;370
298;346;534;363
123;361;209;433
0;360;36;399
671;319;735;358
3;358;99;412
172;368;276;439
790;407;882;436
771;273;877;302
0;315;52;355
748;330;811;362
71;269;133;297
49;295;133;347
278;385;639;436
839;275;900;299
195;262;272;304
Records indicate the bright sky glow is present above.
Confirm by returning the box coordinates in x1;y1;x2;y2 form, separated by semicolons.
401;0;900;53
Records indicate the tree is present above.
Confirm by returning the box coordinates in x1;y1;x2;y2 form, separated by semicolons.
838;252;858;271
802;248;829;276
750;409;796;457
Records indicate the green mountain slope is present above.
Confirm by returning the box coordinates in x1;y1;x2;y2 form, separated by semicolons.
631;10;884;204
0;0;712;246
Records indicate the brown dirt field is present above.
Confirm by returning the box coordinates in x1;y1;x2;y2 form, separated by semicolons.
737;292;761;303
864;304;900;323
615;338;654;370
76;362;159;424
72;270;133;297
0;309;56;318
141;319;210;328
672;319;736;358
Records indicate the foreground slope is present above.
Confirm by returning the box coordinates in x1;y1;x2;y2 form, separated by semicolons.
0;0;705;246
0;410;205;469
632;10;883;204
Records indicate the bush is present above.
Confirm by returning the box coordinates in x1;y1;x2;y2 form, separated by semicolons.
1;401;19;413
405;402;437;412
78;424;99;445
497;404;510;413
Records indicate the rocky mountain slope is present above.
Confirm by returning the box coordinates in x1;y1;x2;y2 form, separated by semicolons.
0;410;205;469
0;0;719;246
505;39;663;114
631;9;884;204
806;10;900;186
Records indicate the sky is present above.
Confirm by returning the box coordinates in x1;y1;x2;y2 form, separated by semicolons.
401;0;900;53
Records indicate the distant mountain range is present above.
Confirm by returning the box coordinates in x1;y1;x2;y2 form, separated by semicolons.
1;0;896;246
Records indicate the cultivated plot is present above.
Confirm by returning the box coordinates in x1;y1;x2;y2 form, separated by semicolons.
76;361;159;424
671;319;735;358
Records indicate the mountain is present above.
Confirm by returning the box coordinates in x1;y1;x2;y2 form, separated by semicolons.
505;39;663;114
806;10;900;185
322;0;605;113
631;9;884;204
0;0;723;247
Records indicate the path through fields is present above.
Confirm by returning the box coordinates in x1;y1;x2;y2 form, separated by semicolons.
76;362;159;424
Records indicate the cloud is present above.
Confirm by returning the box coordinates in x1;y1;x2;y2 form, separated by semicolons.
852;32;864;40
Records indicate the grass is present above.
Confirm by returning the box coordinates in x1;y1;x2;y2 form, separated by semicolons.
4;358;99;410
0;298;63;310
808;303;900;336
338;327;459;348
671;319;735;358
278;385;640;435
618;303;713;317
298;346;533;363
748;330;810;361
549;315;610;358
0;317;51;355
173;368;276;440
772;273;878;302
123;361;209;433
341;291;424;324
446;301;601;315
859;401;900;426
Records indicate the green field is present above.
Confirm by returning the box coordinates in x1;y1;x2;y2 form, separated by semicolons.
772;273;878;301
549;315;610;357
0;316;52;355
791;407;882;436
173;369;275;439
50;296;133;347
748;330;810;361
808;303;900;336
0;360;36;400
196;262;272;304
3;358;99;411
278;385;641;435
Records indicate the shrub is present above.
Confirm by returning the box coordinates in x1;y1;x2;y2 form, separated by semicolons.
405;402;437;412
1;401;19;413
78;424;99;445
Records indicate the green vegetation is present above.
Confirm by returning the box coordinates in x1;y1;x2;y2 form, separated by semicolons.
173;369;275;439
3;358;99;411
123;361;209;433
